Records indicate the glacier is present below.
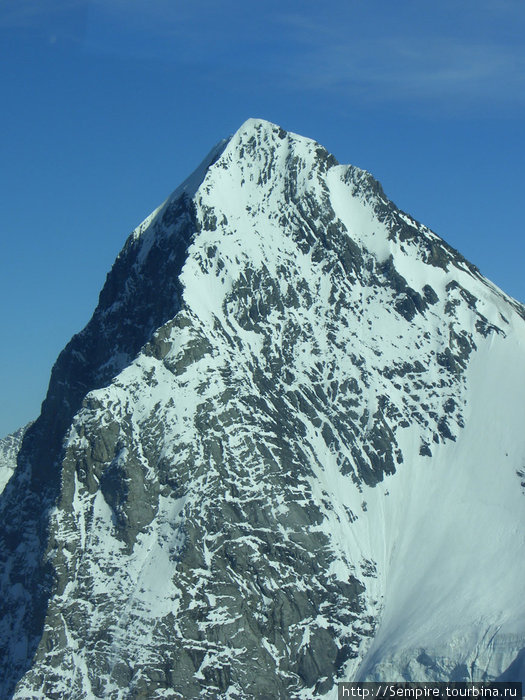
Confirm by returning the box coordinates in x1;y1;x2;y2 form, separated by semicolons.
0;118;524;699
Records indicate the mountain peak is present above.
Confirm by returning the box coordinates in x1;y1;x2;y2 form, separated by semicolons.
234;116;287;137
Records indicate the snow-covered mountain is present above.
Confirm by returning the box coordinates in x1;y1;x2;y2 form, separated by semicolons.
0;424;31;493
1;118;524;699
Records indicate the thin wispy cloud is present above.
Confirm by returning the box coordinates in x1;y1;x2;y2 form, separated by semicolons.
92;0;525;115
276;8;525;115
0;0;86;28
285;37;524;103
4;0;523;115
0;0;89;47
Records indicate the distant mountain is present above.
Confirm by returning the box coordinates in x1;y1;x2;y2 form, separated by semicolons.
0;423;31;493
1;119;524;699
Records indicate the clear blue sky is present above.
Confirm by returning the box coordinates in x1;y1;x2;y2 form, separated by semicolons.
1;0;524;437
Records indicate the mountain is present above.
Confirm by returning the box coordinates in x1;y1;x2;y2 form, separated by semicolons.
1;118;524;699
0;424;31;494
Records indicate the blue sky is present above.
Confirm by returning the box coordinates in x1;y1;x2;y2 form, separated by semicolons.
1;0;524;437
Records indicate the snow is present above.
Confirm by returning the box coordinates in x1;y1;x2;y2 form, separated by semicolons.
309;303;525;684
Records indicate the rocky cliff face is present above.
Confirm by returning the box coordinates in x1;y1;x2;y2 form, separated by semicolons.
1;119;524;699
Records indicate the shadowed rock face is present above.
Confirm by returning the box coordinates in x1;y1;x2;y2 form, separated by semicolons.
1;119;524;699
0;190;200;698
